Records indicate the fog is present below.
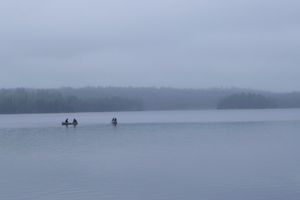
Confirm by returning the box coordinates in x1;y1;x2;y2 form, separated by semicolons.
0;0;299;91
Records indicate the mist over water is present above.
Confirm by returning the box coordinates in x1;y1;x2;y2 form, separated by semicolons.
1;0;300;91
0;109;300;200
1;0;299;198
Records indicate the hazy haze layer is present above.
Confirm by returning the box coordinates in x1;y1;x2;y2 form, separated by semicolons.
0;0;299;91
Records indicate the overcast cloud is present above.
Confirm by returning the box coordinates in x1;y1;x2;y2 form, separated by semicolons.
0;0;299;91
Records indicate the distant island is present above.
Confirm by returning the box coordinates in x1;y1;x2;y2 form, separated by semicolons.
0;87;299;114
217;93;277;109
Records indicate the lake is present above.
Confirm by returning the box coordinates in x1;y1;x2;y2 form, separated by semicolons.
0;109;300;200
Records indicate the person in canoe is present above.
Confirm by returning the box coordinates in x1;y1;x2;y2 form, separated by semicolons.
111;117;117;126
73;118;78;126
62;118;78;126
62;118;69;126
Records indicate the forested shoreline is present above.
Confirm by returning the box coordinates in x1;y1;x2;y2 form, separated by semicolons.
0;87;299;114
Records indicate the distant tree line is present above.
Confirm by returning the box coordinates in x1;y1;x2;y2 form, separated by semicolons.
0;87;299;114
217;93;277;109
0;88;143;114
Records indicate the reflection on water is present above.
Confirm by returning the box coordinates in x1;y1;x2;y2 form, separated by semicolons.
0;110;300;200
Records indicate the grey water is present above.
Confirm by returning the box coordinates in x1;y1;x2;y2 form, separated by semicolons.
0;109;300;200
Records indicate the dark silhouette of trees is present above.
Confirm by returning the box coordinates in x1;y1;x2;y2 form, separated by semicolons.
217;93;278;109
0;89;143;114
0;87;299;114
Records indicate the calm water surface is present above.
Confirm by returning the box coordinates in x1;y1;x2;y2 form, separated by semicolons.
0;109;300;200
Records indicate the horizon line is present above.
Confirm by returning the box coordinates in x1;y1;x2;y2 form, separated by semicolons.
0;86;299;94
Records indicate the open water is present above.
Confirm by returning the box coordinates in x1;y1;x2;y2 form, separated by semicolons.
0;109;300;200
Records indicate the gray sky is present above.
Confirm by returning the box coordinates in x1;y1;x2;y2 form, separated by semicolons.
0;0;299;91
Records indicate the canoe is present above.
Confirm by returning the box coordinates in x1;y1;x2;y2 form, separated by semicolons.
62;122;78;126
